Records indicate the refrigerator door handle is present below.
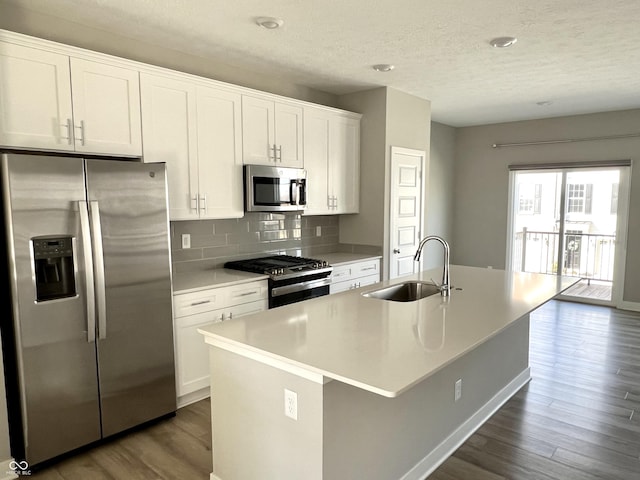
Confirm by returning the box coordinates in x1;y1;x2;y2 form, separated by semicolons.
89;200;108;340
78;201;96;343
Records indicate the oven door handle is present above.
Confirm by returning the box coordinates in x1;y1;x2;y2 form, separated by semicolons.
271;277;332;297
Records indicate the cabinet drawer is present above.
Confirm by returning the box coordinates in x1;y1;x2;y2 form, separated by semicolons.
226;282;267;305
174;280;268;317
174;289;225;317
331;259;380;283
354;260;379;276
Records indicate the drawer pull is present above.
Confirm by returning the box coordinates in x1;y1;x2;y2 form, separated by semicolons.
190;300;211;306
236;290;258;297
361;266;377;271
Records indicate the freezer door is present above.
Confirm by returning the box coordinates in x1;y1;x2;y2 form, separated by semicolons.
85;160;176;437
1;154;101;466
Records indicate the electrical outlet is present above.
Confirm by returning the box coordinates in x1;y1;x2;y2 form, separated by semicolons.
454;379;462;402
181;234;191;249
316;226;322;236
284;388;298;420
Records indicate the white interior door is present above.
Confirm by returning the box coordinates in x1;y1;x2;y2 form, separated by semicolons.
389;147;425;279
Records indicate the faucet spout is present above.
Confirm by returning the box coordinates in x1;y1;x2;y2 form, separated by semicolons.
414;235;450;297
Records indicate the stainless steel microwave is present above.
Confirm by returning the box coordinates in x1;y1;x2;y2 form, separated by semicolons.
244;165;307;212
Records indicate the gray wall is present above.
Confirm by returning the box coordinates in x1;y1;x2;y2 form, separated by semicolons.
337;87;432;279
337;88;388;250
171;214;340;273
452;109;640;304
425;122;456;269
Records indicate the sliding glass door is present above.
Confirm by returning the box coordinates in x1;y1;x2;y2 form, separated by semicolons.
507;165;629;306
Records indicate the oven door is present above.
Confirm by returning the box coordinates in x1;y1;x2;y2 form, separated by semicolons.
269;277;331;308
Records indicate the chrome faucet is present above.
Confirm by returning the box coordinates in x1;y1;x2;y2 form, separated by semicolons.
414;235;450;297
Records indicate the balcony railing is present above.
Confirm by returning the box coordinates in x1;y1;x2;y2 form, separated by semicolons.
514;229;616;282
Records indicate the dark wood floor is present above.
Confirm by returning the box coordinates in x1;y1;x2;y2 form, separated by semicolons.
29;300;640;479
430;300;640;480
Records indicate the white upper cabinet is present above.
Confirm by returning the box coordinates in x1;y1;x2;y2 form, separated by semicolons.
303;107;361;215
0;41;142;156
330;115;360;214
69;58;142;156
303;110;331;215
0;43;74;151
242;95;303;168
195;85;243;219
140;73;199;219
140;72;243;220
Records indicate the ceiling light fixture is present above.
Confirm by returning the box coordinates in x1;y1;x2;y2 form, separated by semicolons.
255;16;284;29
373;64;395;72
489;36;517;48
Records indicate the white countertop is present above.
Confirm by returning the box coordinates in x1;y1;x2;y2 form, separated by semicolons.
317;252;381;266
172;253;380;294
198;266;578;397
172;269;268;294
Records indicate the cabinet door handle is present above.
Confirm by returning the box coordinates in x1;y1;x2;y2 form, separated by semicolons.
200;194;207;215
190;300;211;306
75;120;85;146
393;249;400;254
269;144;276;162
276;145;282;162
61;118;73;144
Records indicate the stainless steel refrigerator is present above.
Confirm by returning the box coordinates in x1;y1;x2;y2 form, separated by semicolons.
0;153;176;467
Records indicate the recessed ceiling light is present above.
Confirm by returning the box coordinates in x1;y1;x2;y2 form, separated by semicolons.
255;16;284;29
490;36;517;48
373;64;395;72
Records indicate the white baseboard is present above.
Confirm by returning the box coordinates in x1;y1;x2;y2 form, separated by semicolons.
619;301;640;312
0;459;19;480
400;368;531;480
177;387;210;409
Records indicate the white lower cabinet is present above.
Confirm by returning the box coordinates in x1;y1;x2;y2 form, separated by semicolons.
173;280;267;407
330;259;381;294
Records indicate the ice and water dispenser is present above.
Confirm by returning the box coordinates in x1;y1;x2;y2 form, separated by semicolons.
32;235;76;301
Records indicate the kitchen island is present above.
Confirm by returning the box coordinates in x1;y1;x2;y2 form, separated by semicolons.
198;266;578;480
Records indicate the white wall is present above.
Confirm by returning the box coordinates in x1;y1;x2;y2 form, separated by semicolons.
452;109;640;304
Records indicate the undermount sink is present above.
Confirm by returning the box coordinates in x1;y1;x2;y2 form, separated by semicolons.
362;281;443;302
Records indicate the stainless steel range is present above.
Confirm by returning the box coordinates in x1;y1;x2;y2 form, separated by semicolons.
225;255;332;308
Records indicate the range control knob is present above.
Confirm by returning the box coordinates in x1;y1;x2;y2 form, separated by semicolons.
270;269;278;276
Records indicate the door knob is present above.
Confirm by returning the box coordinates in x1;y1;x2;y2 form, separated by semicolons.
393;249;401;254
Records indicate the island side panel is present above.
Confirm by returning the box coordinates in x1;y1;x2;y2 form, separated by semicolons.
208;346;324;480
322;314;531;480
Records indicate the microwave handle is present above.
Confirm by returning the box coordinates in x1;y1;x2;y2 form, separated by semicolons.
290;180;299;205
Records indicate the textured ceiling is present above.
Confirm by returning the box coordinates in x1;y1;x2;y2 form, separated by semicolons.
5;0;640;126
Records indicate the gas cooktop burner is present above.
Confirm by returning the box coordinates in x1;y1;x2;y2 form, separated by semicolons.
224;255;331;280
